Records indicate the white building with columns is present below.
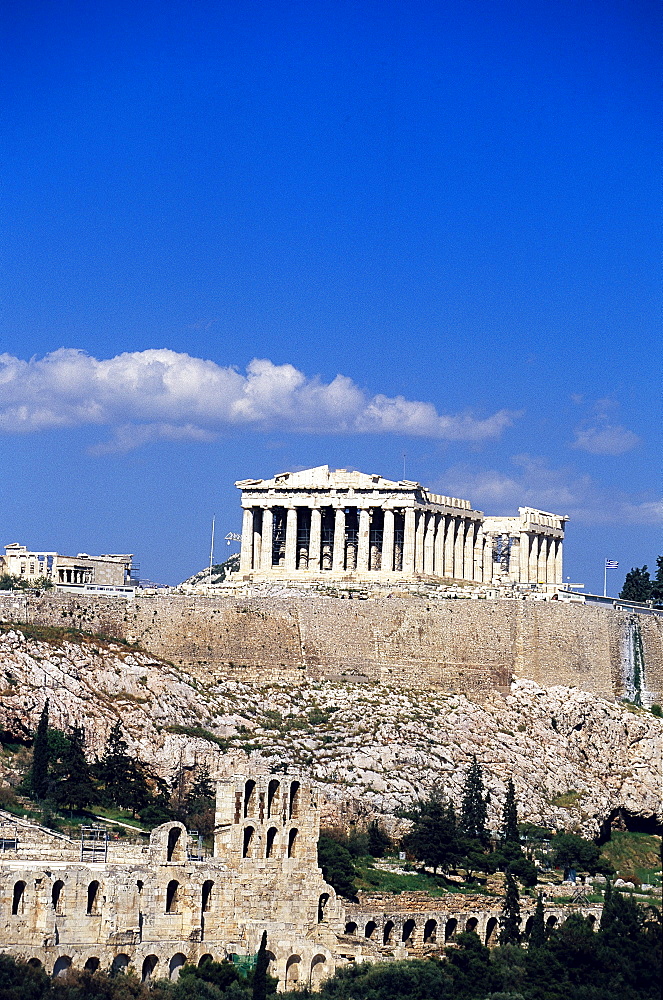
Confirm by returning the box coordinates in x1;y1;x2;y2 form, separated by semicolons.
235;466;567;587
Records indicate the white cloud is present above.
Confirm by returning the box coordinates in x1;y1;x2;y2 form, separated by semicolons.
0;349;520;451
570;398;640;455
437;455;662;525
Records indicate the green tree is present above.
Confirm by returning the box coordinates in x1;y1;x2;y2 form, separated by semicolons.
620;565;652;602
98;720;149;815
318;834;357;900
550;832;602;875
529;894;546;948
367;820;391;858
31;699;50;800
652;555;663;606
499;871;521;945
501;779;519;844
460;756;489;846
402;792;461;874
252;930;269;1000
52;726;97;811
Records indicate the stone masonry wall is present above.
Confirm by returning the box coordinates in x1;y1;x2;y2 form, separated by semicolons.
0;592;661;703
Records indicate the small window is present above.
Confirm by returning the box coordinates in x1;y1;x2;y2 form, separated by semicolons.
87;881;100;915
265;827;278;858
12;881;26;915
52;881;64;914
287;828;298;858
242;826;255;858
201;880;213;912
165;880;179;913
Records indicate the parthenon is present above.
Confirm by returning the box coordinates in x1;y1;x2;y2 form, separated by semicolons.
235;466;567;586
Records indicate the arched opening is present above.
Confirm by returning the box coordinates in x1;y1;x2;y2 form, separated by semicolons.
111;954;129;976
167;827;183;862
265;827;278;858
423;919;437;943
318;893;329;923
202;880;214;912
289;781;300;819
465;917;478;934
199;954;214;966
402;918;416;943
485;917;498;946
383;920;394;945
285;955;301;987
244;780;257;818
345;921;358;935
524;915;534;938
588;914;597;930
242;826;255;858
311;955;327;985
267;779;280;818
287;828;298;858
546;915;558;936
86;881;100;915
169;954;186;980
142;956;158;982
365;920;377;939
27;959;42;969
165;880;180;913
445;917;458;942
84;958;100;973
52;880;64;914
265;952;277;977
11;881;26;915
53;956;72;978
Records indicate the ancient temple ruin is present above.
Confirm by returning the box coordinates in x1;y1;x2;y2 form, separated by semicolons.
235;466;567;586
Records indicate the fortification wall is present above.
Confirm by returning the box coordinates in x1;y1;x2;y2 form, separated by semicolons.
0;592;661;702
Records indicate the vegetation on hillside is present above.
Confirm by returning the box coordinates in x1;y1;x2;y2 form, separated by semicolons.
620;555;663;604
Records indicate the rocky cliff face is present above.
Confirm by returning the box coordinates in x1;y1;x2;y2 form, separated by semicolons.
0;626;660;838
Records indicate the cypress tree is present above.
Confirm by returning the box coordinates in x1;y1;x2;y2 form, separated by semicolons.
499;871;521;945
529;893;546;948
31;699;50;800
460;756;488;846
501;778;519;843
252;930;269;1000
53;727;97;811
98;720;137;809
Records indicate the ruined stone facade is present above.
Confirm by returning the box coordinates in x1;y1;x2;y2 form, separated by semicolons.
235;467;567;586
1;543;134;589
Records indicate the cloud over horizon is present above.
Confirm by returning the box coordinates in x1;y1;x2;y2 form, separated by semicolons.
0;349;520;452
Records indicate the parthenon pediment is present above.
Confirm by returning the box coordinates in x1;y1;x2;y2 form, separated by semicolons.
237;465;408;491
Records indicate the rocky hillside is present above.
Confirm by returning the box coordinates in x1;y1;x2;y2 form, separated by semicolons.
180;553;239;586
0;624;660;838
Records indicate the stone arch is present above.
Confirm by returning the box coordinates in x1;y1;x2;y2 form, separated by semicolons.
383;920;395;945
52;880;64;914
423;918;437;943
111;954;130;975
318;893;330;923
169;953;186;980
587;914;597;929
243;825;255;858
165;879;180;913
265;952;277;977
289;780;300;819
11;880;26;915
86;880;100;915
444;917;458;942
524;915;534;938
244;779;257;818
311;954;328;985
27;958;42;969
345;921;358;935
265;826;278;858
199;954;214;966
465;916;478;934
53;956;72;978
167;827;184;862
202;880;214;912
84;958;100;973
402;918;416;943
485;916;498;946
267;779;280;818
285;955;301;987
287;827;298;858
365;920;377;939
142;955;159;981
546;915;558;935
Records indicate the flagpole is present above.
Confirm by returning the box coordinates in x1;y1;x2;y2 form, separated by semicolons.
603;560;607;598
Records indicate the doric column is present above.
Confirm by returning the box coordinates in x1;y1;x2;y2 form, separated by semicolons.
454;517;465;579
308;508;321;572
403;507;416;575
519;531;529;583
252;510;262;570
434;514;444;576
540;536;551;584
554;538;563;584
261;508;273;570
423;512;435;574
443;515;455;577
382;509;395;573
415;511;426;572
464;520;475;582
332;508;346;572
473;523;483;581
285;507;298;572
482;536;492;583
357;508;371;572
528;533;539;583
239;508;254;573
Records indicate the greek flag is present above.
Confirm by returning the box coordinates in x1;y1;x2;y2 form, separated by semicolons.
605;560;619;569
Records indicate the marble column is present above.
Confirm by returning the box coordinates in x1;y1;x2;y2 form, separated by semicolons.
356;508;371;572
284;507;298;572
464;520;475;582
541;537;551;583
308;508;321;572
528;533;539;583
482;536;492;583
424;512;436;575
414;511;425;573
239;508;254;573
332;508;346;572
554;539;562;584
252;510;262;570
519;531;529;583
403;507;416;574
443;515;455;577
261;507;273;570
454;517;465;579
382;509;395;572
434;514;445;577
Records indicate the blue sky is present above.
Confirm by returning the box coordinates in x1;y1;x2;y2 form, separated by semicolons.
1;0;660;590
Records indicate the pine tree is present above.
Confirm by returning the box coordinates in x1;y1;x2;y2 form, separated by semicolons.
652;555;663;606
499;871;521;945
31;700;50;800
52;727;97;811
529;893;545;948
501;778;519;843
403;792;461;874
252;930;269;1000
620;566;652;602
98;720;141;810
460;756;488;846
